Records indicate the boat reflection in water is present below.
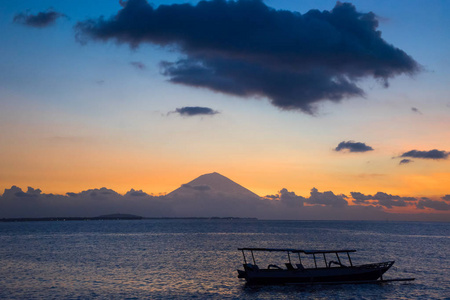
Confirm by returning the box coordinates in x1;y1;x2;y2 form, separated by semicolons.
237;248;414;285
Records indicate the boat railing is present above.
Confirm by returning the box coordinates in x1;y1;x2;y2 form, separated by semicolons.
359;261;394;269
239;248;359;270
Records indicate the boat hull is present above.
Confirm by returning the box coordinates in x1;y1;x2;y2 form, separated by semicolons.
238;261;394;285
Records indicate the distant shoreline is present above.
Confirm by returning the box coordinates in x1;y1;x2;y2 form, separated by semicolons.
0;216;258;222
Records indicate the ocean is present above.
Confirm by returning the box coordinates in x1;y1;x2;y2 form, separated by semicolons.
0;220;448;299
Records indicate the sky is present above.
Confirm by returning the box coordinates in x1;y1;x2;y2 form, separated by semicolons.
0;0;449;220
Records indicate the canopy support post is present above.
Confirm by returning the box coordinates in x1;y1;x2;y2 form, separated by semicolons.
242;250;247;264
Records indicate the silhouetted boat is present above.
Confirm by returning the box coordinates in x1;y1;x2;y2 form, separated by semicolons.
237;248;414;285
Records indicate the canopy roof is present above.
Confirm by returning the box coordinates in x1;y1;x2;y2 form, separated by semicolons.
238;248;356;254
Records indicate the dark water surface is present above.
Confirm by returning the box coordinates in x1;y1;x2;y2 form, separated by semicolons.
0;220;448;299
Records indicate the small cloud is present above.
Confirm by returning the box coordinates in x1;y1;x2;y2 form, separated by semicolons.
263;194;279;200
335;141;374;153
306;188;348;207
171;106;219;117
350;192;372;204
15;187;42;198
399;159;412;165
13;9;66;28
416;199;450;211
125;189;149;197
351;191;416;208
411;107;422;114
277;188;305;207
442;195;450;201
130;61;146;70
400;149;449;160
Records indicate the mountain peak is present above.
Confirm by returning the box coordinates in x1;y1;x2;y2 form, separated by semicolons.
167;172;260;198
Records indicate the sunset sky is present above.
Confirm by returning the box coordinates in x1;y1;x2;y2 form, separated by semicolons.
1;0;449;218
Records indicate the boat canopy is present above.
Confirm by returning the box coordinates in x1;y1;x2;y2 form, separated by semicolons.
238;248;356;254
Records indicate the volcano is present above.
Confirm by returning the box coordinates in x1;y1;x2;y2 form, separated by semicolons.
167;172;260;198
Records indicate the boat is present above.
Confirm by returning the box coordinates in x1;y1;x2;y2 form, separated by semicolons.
237;248;414;285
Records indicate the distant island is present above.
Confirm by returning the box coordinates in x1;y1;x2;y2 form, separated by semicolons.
93;213;143;220
0;213;257;222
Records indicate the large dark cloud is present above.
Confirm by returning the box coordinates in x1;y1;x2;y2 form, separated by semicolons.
13;9;66;28
335;141;373;153
75;0;420;114
400;149;449;160
173;106;219;116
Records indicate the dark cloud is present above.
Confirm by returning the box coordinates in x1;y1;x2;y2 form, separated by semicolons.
400;149;449;160
265;188;305;207
14;9;66;28
373;192;414;208
173;106;219;116
442;195;450;201
350;192;372;204
0;186;172;218
130;61;146;70
14;187;41;198
335;141;374;153
125;189;149;197
350;191;416;208
266;188;348;208
306;188;348;207
75;0;420;114
399;158;412;165
416;199;450;211
411;107;422;114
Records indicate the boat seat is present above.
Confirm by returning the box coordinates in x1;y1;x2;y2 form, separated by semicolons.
268;264;283;270
328;261;347;268
285;263;295;270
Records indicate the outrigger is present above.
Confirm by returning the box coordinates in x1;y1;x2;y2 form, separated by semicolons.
237;248;415;285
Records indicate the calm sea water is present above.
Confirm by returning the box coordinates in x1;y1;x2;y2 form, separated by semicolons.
0;220;448;299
